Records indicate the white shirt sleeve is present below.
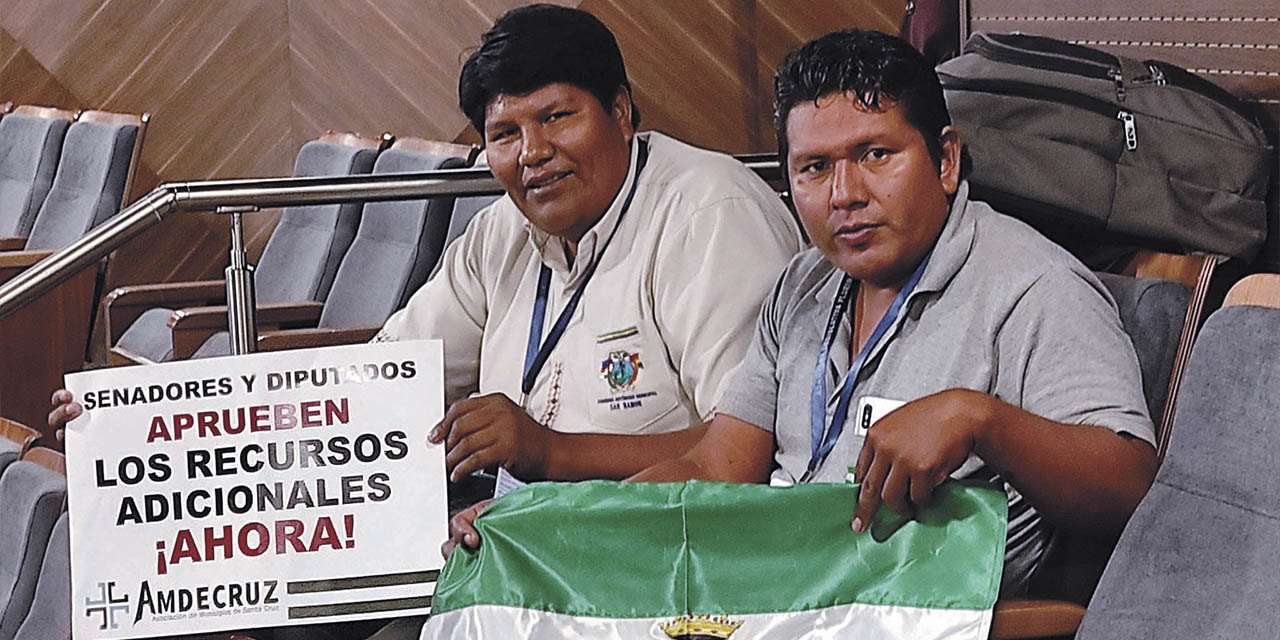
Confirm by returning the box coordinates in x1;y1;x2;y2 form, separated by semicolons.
651;194;802;420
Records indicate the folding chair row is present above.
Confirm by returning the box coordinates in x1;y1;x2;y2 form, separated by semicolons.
105;133;487;364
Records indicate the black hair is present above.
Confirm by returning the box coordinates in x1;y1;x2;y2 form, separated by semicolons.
458;4;640;135
773;29;958;172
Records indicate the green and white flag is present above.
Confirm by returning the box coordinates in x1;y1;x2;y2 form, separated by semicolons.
423;479;1006;639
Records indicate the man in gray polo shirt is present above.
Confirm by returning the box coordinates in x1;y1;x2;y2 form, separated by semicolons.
628;29;1159;593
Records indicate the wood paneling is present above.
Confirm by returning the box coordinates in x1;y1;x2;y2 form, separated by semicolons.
583;0;905;154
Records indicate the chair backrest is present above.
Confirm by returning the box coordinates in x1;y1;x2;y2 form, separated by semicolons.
0;449;66;639
1026;272;1191;604
0;108;73;238
12;511;68;640
1077;273;1280;639
24;112;144;251
430;151;499;280
252;133;380;305
1094;273;1191;423
317;139;467;328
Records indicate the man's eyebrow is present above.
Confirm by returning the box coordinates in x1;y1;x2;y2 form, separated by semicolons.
790;150;829;163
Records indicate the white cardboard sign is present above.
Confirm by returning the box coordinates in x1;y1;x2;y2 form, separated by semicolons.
63;340;446;639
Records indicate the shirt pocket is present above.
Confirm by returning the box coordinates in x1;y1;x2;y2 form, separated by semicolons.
587;329;681;434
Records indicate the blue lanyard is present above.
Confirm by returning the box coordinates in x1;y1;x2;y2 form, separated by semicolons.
522;141;649;395
806;257;930;479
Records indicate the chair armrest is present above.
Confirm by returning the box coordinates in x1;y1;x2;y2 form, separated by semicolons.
0;249;54;284
0;249;53;269
0;236;26;251
257;326;381;351
169;301;325;360
103;279;228;345
990;598;1086;639
169;301;325;330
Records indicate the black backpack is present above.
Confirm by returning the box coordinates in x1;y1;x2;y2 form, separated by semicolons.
937;32;1274;263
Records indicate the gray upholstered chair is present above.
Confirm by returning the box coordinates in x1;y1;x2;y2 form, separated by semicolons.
107;132;382;364
428;150;496;279
990;273;1190;639
0;107;73;248
20;114;142;251
429;193;499;280
12;511;68;640
0;448;66;639
171;139;470;357
1096;273;1193;423
1076;273;1280;639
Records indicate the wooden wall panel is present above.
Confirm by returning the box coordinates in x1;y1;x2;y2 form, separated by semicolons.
583;0;905;154
286;0;520;154
0;26;80;112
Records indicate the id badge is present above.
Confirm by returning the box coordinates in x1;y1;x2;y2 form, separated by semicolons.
853;396;906;437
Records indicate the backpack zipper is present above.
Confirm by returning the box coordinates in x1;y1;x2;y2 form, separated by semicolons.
940;76;1138;151
1117;111;1138;150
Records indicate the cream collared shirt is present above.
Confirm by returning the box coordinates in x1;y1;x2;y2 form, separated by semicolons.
378;132;804;435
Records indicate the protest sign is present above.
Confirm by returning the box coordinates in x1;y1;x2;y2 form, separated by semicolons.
63;340;446;639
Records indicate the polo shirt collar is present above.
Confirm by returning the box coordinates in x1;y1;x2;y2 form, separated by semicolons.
912;180;978;299
525;135;643;280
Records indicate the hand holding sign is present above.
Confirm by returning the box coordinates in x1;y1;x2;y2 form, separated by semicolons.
48;388;83;439
428;393;552;482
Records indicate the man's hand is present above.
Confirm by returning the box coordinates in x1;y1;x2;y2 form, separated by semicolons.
851;389;991;533
441;499;492;560
48;389;83;442
428;393;553;482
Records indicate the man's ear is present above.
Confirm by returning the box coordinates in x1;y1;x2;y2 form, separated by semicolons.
937;126;962;195
612;88;635;141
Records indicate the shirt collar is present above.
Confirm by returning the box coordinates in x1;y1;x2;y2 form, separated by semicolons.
912;180;978;298
525;135;644;277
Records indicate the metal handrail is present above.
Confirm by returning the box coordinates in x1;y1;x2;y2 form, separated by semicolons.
0;159;784;323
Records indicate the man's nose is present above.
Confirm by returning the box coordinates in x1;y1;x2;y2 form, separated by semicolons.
830;160;868;210
519;127;554;167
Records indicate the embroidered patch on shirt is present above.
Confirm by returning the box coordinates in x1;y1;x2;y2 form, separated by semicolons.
597;350;656;411
600;350;643;392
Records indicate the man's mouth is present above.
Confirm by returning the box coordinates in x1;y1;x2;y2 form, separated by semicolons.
525;171;571;192
835;223;881;245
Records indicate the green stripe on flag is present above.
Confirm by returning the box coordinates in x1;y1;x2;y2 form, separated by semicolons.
432;479;1006;619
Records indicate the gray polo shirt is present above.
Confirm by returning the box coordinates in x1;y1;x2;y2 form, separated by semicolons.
719;182;1154;593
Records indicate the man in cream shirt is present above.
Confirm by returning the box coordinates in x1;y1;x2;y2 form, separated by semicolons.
379;6;803;486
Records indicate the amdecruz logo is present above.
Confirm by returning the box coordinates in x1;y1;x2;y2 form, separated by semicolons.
84;581;130;630
134;579;279;623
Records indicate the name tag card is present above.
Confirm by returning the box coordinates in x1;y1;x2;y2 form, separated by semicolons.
64;340;446;639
